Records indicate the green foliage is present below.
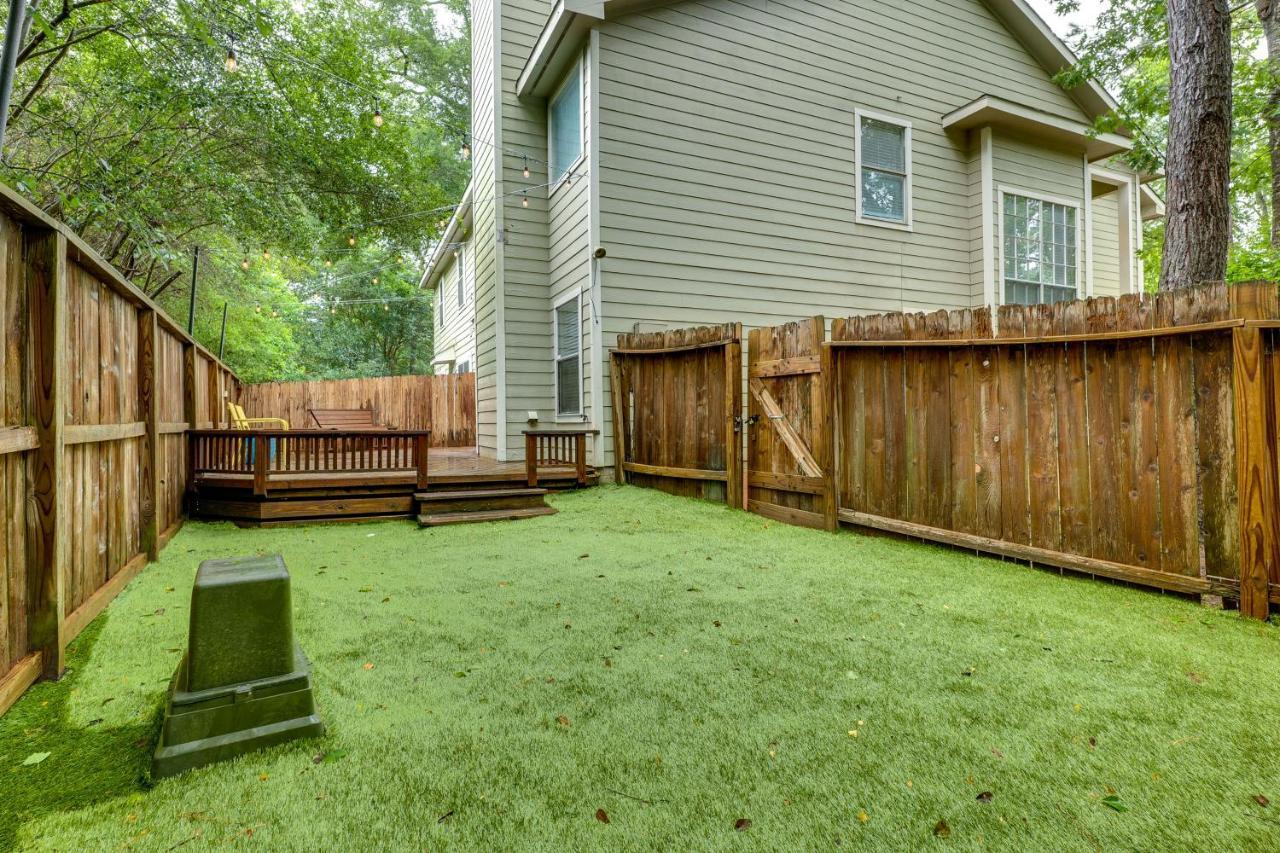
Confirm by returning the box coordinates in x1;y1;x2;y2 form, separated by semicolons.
1055;0;1280;280
0;0;469;379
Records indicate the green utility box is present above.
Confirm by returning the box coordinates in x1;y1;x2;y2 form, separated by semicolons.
152;555;324;779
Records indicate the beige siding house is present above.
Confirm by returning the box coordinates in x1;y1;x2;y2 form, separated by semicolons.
423;0;1164;463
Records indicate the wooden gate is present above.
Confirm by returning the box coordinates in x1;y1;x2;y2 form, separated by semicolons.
610;323;743;506
745;317;837;529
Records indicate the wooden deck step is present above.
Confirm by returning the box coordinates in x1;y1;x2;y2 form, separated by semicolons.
415;487;550;515
414;487;547;501
417;506;557;527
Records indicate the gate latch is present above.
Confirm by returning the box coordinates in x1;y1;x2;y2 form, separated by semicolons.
735;414;760;431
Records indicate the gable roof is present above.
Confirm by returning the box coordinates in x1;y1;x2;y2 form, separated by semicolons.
516;0;1125;133
419;181;473;293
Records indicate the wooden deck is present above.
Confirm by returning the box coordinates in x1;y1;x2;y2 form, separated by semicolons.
190;444;596;525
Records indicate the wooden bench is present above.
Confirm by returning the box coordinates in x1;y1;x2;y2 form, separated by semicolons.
309;408;389;430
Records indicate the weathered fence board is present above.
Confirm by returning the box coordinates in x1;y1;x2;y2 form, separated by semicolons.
611;323;743;505
829;282;1278;613
0;183;239;715
239;373;475;447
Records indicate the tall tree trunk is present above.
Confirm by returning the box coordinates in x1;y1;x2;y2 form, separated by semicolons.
1260;0;1279;248
1161;0;1234;289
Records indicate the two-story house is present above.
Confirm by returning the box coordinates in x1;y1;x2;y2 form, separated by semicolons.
421;0;1165;466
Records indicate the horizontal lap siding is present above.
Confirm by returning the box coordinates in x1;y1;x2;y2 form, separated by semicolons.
499;0;555;458
472;0;501;455
1091;192;1122;297
434;248;477;372
594;0;1095;468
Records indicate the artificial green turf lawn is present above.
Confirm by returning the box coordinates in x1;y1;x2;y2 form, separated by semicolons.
2;486;1280;851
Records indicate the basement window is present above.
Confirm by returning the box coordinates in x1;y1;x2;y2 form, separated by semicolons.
554;295;582;417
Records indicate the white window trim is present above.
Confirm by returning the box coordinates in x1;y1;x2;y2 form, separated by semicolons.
552;290;584;421
854;107;913;232
455;246;466;309
1088;166;1138;295
997;184;1084;307
547;52;587;197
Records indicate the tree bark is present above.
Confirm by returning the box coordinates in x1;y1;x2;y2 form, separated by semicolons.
1161;0;1234;289
1260;0;1279;248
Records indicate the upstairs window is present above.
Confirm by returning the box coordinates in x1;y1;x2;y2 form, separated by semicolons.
548;57;584;187
554;296;581;416
1002;193;1079;305
855;110;912;228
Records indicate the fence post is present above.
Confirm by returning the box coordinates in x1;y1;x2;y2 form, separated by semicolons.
415;432;430;491
26;227;66;680
1230;283;1280;620
816;318;839;532
138;310;160;560
725;324;744;509
609;352;627;484
525;433;538;487
252;434;268;496
575;432;587;486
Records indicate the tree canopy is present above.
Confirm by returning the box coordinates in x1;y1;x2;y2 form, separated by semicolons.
0;0;470;381
1053;0;1280;286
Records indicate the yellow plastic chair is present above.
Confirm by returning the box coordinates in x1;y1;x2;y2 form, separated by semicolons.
227;402;289;431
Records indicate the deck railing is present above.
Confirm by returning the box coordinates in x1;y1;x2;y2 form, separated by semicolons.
189;429;432;495
523;429;597;487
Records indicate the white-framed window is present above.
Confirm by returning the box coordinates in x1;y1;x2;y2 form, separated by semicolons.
553;293;582;417
855;108;912;230
437;282;444;326
1000;188;1081;305
455;248;466;309
547;54;585;190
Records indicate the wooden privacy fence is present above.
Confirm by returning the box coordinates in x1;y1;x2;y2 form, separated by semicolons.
0;185;239;718
610;323;743;506
827;283;1280;618
239;373;475;447
615;282;1280;619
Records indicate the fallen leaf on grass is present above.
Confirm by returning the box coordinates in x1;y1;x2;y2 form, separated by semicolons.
712;620;722;628
1187;671;1204;684
1101;794;1127;812
857;810;869;823
87;718;103;726
734;818;751;831
437;810;454;824
595;808;610;824
362;662;375;670
933;819;951;838
976;791;993;803
1088;737;1097;749
990;747;1004;759
579;554;590;559
556;715;571;728
1255;794;1271;807
258;773;269;782
21;752;50;766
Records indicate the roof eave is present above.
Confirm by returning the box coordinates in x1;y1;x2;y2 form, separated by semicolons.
516;0;604;99
942;95;1132;161
419;182;474;292
981;0;1122;128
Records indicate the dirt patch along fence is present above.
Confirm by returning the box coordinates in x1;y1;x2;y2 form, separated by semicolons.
611;282;1280;620
0;184;240;718
238;373;475;447
609;323;743;507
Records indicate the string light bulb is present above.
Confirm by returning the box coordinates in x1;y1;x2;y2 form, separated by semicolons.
373;276;380;284
521;192;528;208
225;47;238;73
261;248;270;260
522;157;530;179
373;105;384;128
324;259;332;268
255;304;261;313
241;257;249;270
383;302;390;311
348;235;356;246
